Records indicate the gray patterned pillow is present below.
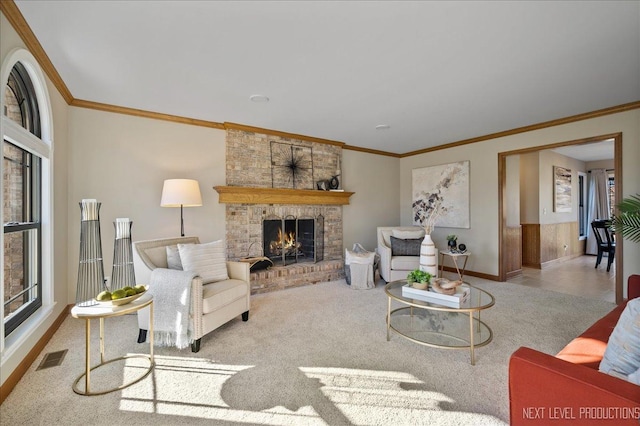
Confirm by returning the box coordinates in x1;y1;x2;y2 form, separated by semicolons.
390;236;421;256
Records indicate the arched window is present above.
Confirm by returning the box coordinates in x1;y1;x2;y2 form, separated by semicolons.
1;49;52;343
4;62;41;137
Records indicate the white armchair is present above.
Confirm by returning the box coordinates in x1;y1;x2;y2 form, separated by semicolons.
377;226;438;283
132;236;250;352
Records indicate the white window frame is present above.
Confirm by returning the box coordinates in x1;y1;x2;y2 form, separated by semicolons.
577;171;587;240
0;48;54;360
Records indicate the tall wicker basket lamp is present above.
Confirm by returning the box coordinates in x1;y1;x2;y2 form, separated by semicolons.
111;218;136;291
76;199;106;306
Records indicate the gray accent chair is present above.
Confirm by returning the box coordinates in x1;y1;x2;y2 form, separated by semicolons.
132;236;250;352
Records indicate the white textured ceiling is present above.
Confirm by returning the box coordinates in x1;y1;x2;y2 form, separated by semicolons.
14;1;640;154
551;139;614;162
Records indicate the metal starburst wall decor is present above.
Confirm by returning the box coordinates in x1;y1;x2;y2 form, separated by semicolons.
270;141;314;189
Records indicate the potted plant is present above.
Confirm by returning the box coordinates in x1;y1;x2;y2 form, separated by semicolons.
446;234;458;251
610;194;640;243
407;269;432;289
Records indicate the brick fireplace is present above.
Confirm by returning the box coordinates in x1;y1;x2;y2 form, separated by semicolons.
219;126;352;294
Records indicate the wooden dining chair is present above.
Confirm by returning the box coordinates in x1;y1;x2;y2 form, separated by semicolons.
590;220;615;272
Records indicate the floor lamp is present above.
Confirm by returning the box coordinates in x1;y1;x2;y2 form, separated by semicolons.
161;179;203;237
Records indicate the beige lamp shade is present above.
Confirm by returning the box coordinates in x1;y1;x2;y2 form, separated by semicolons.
161;179;202;236
161;179;203;207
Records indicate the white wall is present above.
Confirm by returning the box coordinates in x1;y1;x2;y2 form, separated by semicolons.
66;109;402;294
399;110;640;284
51;76;70;317
342;149;400;251
67;107;227;299
518;149;587;226
586;159;615;170
400;150;500;276
505;155;520;227
538;150;585;225
520;152;539;224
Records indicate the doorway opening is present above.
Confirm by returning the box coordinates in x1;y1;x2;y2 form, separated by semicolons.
498;133;622;304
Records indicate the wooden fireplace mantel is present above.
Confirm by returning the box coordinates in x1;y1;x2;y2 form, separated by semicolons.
213;186;354;205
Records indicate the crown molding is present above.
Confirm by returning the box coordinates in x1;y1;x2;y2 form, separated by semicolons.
70;99;225;129
224;122;402;157
224;122;345;147
342;144;401;158
400;100;640;158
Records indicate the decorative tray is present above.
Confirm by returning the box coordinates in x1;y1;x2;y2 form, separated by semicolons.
95;287;147;306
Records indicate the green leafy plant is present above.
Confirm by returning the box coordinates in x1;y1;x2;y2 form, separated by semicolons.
407;269;432;283
446;234;457;242
610;194;640;243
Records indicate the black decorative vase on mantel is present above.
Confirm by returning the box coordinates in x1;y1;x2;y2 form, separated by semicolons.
447;239;457;251
329;175;340;190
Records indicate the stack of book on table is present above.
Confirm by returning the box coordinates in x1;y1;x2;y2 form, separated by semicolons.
402;283;470;308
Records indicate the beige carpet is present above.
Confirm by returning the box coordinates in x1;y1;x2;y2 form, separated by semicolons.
0;276;615;425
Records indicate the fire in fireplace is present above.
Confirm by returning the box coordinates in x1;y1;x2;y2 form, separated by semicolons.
269;227;299;257
263;215;324;266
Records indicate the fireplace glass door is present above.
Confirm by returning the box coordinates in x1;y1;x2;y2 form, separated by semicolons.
263;215;323;266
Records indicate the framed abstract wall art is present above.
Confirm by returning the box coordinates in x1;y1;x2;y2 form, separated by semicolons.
412;160;470;229
553;166;572;212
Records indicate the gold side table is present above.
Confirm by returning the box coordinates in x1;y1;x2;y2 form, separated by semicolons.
439;251;470;281
71;293;154;396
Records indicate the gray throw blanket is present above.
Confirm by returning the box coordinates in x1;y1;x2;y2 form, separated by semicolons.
149;268;198;349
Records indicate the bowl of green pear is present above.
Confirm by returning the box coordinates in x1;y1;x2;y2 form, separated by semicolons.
95;285;147;306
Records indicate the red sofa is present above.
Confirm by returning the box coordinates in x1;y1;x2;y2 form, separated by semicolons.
509;275;640;425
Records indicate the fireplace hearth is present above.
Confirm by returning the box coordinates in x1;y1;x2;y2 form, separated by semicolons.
263;215;324;266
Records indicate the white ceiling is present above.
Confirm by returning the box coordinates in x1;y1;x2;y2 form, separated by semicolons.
14;1;640;154
550;139;614;162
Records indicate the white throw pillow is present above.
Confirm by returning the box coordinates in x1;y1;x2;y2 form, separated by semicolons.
392;229;425;240
177;240;229;283
599;298;640;383
166;245;183;270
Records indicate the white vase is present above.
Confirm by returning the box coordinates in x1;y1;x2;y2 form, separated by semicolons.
420;234;438;277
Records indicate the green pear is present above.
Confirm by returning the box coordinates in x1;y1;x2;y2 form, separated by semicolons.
111;289;127;300
96;291;112;301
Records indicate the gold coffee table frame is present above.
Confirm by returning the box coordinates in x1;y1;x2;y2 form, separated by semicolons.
385;280;494;365
71;293;154;396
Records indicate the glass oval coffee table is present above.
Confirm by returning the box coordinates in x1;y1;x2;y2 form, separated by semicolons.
385;279;495;365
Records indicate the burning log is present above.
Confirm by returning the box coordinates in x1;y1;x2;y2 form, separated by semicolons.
269;228;304;257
